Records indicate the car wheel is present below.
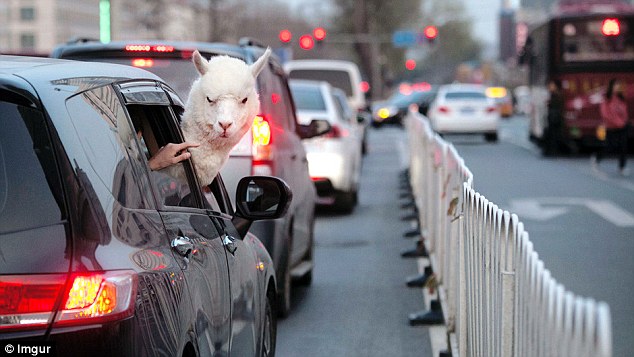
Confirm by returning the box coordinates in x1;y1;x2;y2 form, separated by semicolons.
262;289;277;357
276;246;292;318
335;190;356;213
485;132;498;142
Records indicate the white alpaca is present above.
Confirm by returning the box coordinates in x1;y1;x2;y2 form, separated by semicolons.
174;47;271;186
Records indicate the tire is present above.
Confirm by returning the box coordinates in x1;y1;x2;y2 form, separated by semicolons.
335;190;356;213
485;132;498;142
262;289;277;357
276;247;292;318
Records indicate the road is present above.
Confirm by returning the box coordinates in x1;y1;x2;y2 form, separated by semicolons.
277;116;634;357
277;126;433;356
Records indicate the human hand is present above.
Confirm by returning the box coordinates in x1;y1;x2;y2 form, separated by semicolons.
148;141;200;171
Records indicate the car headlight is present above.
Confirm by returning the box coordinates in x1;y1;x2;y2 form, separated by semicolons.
375;105;398;120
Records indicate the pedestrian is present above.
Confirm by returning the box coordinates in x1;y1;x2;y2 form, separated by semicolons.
591;78;630;176
544;79;564;156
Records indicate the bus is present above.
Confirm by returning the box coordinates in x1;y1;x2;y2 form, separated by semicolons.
521;4;634;154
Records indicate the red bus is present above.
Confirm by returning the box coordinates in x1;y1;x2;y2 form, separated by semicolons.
521;4;634;154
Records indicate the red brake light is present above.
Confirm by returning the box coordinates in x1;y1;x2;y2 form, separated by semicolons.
438;106;450;114
602;18;620;36
252;115;271;146
486;106;497;113
359;81;370;93
125;44;175;52
0;271;137;331
323;124;349;138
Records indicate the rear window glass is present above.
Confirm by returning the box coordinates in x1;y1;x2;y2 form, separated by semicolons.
289;85;326;111
445;91;486;100
78;58;198;100
288;69;353;96
0;101;63;233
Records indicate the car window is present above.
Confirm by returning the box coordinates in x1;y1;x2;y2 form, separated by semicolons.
65;85;150;211
259;64;296;130
290;84;326;111
445;91;487;100
125;104;200;209
288;69;353;96
0;100;64;233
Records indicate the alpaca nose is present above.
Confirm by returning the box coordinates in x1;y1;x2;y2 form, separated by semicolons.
219;122;232;131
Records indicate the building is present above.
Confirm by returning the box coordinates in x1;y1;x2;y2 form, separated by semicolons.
0;0;210;55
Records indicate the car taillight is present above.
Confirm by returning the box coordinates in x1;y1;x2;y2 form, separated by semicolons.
132;58;154;68
252;115;273;175
438;106;450;114
485;106;497;113
0;271;137;331
323;124;348;138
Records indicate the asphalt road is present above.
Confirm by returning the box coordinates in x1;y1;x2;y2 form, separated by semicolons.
276;126;433;357
448;115;634;357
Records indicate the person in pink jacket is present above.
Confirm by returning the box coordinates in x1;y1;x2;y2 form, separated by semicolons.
592;78;630;176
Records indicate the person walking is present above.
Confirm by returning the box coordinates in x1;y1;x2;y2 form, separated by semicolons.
591;78;630;176
544;79;564;156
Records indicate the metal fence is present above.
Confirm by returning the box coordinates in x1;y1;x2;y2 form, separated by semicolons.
404;110;612;357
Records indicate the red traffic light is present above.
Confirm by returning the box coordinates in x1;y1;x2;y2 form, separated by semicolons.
405;59;416;71
299;34;314;50
424;25;438;40
279;29;292;43
602;18;620;36
313;27;326;41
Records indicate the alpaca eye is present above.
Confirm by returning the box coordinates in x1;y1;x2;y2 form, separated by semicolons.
241;97;248;104
206;96;216;104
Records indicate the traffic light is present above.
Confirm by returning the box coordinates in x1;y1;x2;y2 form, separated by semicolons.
299;34;314;50
313;27;326;42
279;29;292;44
424;25;438;43
405;59;416;71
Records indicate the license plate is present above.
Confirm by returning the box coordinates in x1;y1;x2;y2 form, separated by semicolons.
460;107;475;115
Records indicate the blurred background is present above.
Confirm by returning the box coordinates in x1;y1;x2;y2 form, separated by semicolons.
3;0;626;101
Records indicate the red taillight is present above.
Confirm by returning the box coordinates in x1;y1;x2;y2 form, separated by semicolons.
252;115;273;175
252;115;271;146
438;106;450;114
0;271;137;331
486;106;497;113
131;58;154;68
125;44;175;52
323;124;349;138
602;18;620;36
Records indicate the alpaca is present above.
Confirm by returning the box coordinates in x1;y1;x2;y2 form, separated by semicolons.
171;47;271;186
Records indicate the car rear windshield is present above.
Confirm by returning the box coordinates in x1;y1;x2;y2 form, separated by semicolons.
78;57;198;100
0;100;64;234
445;91;486;100
288;69;353;97
290;85;326;111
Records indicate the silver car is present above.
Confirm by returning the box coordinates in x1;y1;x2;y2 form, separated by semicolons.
289;79;364;213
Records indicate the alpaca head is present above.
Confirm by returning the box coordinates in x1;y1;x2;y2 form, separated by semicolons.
186;47;272;146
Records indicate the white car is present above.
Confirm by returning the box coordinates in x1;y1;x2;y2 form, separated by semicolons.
289;79;364;212
427;83;500;142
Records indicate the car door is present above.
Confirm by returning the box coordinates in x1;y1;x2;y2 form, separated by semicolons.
203;175;262;356
119;82;233;356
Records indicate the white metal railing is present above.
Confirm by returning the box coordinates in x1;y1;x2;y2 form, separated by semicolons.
404;110;612;357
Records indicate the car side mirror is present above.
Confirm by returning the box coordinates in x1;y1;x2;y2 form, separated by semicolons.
298;119;331;139
232;176;292;238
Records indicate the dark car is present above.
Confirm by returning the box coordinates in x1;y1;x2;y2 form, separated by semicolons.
371;84;437;127
0;55;299;356
52;38;323;317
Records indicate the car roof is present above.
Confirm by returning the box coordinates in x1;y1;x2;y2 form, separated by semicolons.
438;83;486;92
284;59;360;71
51;39;275;64
1;55;161;84
289;78;332;90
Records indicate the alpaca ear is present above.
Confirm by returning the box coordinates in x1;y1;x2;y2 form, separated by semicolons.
250;47;272;78
192;50;208;76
